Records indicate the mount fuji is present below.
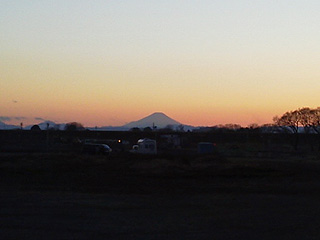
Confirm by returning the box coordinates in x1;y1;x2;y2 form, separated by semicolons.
123;112;181;129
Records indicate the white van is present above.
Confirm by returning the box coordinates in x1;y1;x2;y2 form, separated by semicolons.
131;138;157;155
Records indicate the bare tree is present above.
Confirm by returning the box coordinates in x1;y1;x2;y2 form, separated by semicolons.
274;110;301;134
248;123;259;129
297;107;317;150
309;107;320;150
274;107;320;150
298;107;313;133
273;110;301;150
30;125;41;131
310;107;320;134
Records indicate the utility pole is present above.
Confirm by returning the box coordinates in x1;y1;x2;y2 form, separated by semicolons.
46;123;49;152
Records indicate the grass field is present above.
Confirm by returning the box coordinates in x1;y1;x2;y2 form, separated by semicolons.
1;153;320;239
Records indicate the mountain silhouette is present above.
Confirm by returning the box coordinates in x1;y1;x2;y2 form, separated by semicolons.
25;121;65;130
0;113;195;131
0;121;19;130
123;112;181;129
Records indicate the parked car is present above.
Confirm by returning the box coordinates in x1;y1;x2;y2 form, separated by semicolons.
82;143;112;155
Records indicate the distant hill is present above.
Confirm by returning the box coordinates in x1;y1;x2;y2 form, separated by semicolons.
0;113;195;131
123;112;181;129
0;120;65;130
25;121;65;130
0;121;19;130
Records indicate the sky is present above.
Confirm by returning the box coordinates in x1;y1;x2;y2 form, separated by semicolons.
1;0;320;127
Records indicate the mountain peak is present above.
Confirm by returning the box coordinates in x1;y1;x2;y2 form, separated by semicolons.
124;112;181;129
152;112;165;114
147;112;170;118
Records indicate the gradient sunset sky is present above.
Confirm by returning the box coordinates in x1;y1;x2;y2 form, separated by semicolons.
1;0;319;127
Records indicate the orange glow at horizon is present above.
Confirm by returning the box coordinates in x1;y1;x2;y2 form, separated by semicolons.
1;1;320;128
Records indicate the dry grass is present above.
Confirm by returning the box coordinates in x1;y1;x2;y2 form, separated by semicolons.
1;152;319;194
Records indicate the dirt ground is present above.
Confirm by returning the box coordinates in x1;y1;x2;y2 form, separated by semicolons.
1;153;320;239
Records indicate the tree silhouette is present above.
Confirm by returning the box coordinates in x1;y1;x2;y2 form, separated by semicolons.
143;127;152;132
297;107;313;133
248;123;259;129
160;125;174;132
273;107;320;150
273;110;300;134
30;125;41;131
273;110;301;150
309;108;320;150
310;107;320;134
130;127;141;132
64;122;85;131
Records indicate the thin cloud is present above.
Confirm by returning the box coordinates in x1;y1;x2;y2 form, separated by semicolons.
0;116;12;122
0;116;27;122
14;117;26;120
34;117;46;121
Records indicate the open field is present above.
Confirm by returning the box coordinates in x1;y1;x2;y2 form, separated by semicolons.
1;153;320;239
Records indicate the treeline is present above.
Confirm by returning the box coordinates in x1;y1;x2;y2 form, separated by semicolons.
196;107;320;135
32;107;320;134
273;107;320;134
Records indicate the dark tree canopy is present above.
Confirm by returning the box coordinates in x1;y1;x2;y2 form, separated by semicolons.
273;110;300;134
30;125;41;131
273;107;320;134
143;127;152;132
130;127;141;132
64;122;85;131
